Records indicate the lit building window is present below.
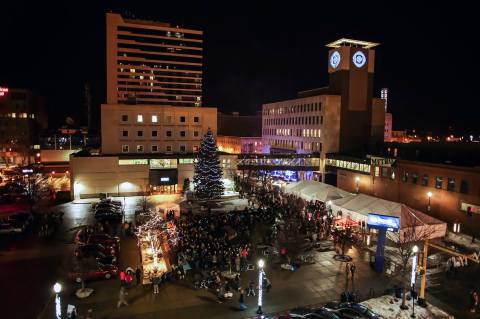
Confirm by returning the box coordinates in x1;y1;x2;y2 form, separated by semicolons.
130;68;135;73
136;145;144;153
151;115;158;123
11;113;16;118
137;114;143;122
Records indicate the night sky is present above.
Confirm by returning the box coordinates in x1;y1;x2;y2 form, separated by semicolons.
0;1;478;134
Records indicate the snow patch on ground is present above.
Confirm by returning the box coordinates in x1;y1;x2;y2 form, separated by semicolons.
361;295;454;319
444;232;480;253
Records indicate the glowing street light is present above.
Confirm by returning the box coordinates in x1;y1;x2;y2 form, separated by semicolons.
427;192;432;211
53;282;62;294
411;246;419;318
257;259;265;315
53;283;62;319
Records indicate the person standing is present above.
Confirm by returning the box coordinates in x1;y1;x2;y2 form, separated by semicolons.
117;287;129;308
247;281;256;297
135;266;142;285
152;272;160;294
471;290;479;313
239;289;247;310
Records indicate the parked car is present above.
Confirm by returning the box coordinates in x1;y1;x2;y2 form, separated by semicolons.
76;230;120;247
68;263;118;283
94;209;123;222
0;223;24;235
74;244;117;258
96;253;118;265
324;303;382;319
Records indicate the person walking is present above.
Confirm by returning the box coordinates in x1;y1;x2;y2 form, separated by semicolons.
239;289;247;310
117;287;129;308
135;266;142;285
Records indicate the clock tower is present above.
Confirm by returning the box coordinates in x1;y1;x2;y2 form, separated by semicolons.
326;38;380;154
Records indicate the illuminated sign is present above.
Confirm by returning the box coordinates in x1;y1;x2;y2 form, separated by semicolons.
22;168;34;174
330;51;341;69
367;213;400;231
0;87;8;97
352;51;366;68
160;177;170;182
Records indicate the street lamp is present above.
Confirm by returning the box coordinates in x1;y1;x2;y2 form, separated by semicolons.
411;246;419;318
355;177;360;193
53;283;62;294
427;192;432;211
53;283;62;319
257;259;265;315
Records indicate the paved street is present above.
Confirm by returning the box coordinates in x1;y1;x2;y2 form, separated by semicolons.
1;196;476;319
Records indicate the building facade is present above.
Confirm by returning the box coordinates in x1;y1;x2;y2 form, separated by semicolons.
0;87;47;166
217;136;241;154
101;103;217;155
106;13;203;106
70;153;237;199
334;159;480;233
261;39;385;180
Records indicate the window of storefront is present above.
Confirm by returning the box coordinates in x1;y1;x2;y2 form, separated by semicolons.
150;159;177;169
435;176;443;189
119;159;148;165
412;173;418;184
179;158;194;164
422;174;429;186
381;167;388;177
447;177;455;192
460;180;469;194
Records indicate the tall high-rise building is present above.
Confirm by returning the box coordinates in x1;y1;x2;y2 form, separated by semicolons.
106;13;203;106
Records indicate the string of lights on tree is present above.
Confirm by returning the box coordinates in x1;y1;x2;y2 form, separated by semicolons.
136;210;179;246
193;128;224;200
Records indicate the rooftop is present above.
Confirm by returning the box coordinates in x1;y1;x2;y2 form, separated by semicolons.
326;38;380;49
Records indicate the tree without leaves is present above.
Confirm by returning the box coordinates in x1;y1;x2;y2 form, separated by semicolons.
389;209;436;309
193;128;224;200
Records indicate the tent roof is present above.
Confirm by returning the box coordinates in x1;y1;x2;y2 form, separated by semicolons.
282;180;351;202
331;193;445;228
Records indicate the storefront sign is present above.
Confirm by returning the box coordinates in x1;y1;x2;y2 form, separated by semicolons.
160;177;170;182
367;213;400;231
460;201;480;215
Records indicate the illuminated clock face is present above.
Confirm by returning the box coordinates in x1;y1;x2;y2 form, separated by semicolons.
330;51;341;69
352;51;367;68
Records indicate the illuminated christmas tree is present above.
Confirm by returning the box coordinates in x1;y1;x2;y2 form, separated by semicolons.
193;128;224;200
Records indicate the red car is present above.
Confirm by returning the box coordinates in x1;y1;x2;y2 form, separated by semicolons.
74;244;117;258
75;231;120;250
68;263;118;283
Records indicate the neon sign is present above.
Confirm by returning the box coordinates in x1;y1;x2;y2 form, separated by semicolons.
0;87;9;97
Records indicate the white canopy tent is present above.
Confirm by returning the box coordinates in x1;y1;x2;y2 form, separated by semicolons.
282;180;352;202
330;193;447;241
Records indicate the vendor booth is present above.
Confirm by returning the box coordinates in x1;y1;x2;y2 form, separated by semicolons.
329;194;447;272
136;210;177;284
